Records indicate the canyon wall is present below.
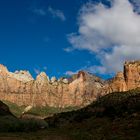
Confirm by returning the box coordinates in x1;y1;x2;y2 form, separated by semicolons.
0;60;140;107
0;65;105;107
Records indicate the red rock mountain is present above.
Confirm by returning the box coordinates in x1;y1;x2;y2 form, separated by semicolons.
0;60;139;107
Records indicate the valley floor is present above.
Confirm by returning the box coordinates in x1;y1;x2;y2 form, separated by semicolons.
0;114;140;140
0;129;72;140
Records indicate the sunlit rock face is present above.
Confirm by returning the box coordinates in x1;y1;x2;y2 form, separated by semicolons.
68;71;105;107
105;60;140;93
124;61;140;90
106;72;127;93
0;61;140;107
0;65;105;107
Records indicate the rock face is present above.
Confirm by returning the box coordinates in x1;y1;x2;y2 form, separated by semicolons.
106;72;127;93
0;65;105;107
124;61;140;90
0;60;140;108
107;61;140;93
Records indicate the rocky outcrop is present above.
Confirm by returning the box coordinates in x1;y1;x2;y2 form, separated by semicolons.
106;72;127;93
106;60;140;92
124;61;140;90
0;60;140;108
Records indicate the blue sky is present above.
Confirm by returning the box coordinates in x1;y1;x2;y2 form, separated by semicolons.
0;0;140;79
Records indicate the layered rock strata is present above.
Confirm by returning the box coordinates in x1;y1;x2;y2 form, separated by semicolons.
0;60;140;107
0;65;104;107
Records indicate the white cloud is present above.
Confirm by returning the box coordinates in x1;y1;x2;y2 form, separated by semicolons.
33;8;46;16
48;7;66;21
32;7;66;21
85;65;107;74
43;66;47;71
34;66;47;75
65;71;77;76
68;0;140;74
34;68;41;75
63;47;74;52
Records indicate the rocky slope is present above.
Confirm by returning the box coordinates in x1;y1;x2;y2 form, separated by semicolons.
45;89;140;140
0;60;140;107
0;101;13;116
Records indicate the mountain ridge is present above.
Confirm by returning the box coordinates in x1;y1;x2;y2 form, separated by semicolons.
0;60;140;108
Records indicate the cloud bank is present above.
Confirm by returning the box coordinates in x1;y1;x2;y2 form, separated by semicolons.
68;0;140;75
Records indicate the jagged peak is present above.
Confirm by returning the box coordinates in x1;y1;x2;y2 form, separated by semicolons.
0;64;34;82
0;64;8;73
37;72;47;78
9;70;34;82
125;60;140;66
0;60;140;107
50;76;57;83
115;71;124;77
36;72;49;82
67;70;104;84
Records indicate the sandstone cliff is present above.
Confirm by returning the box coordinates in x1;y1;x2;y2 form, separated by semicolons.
106;72;127;93
107;60;140;93
0;65;105;107
0;60;140;108
124;61;140;90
